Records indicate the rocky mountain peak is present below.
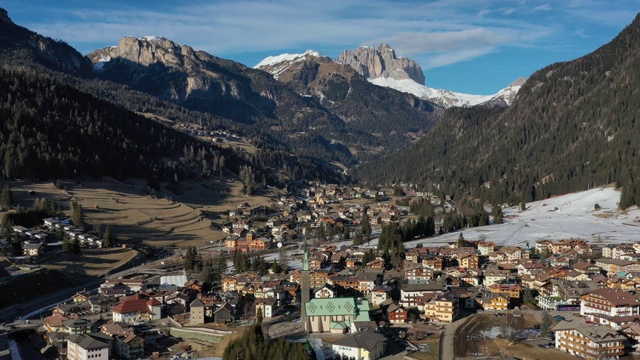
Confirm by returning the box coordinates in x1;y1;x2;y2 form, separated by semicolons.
336;44;425;85
88;36;200;70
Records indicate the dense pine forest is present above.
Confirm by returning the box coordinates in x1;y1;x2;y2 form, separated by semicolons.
354;14;640;207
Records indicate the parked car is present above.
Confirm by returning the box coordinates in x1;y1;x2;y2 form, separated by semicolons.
553;315;565;321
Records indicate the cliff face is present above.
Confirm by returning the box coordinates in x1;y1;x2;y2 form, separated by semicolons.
89;36;200;69
88;36;251;104
337;44;425;85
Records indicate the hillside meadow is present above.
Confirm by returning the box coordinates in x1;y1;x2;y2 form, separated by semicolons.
3;177;275;251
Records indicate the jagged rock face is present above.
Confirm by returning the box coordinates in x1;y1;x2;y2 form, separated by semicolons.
88;36;252;107
88;36;199;70
337;44;425;85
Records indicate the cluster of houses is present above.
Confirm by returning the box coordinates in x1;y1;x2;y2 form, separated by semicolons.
195;183;640;360
1;217;105;261
279;236;640;360
14;182;640;360
43;290;155;359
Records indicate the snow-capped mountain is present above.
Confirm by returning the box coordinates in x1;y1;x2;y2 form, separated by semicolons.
370;76;526;108
254;50;325;79
255;45;525;108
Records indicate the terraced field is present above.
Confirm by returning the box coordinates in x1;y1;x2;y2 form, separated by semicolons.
6;177;275;249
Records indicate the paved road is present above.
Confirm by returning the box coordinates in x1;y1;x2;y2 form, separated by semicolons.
439;317;469;360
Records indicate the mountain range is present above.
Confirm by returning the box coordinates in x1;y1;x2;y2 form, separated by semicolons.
0;6;639;206
355;13;640;206
86;36;444;168
255;44;524;108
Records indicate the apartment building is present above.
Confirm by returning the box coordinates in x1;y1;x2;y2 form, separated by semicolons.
580;288;640;318
554;323;625;359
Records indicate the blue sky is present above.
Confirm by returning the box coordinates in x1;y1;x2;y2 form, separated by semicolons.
2;0;639;94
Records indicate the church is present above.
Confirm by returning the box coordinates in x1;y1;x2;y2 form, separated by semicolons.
304;297;371;333
301;244;372;333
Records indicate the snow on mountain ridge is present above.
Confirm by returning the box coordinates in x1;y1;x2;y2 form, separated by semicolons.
369;77;522;107
254;50;321;69
256;47;524;108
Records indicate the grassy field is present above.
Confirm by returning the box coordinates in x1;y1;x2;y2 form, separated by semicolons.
4;178;275;250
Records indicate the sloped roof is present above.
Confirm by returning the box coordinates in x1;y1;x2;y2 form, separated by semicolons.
190;298;205;307
215;302;234;313
67;333;110;350
45;313;72;328
63;318;91;329
332;331;387;351
590;288;640;306
306;298;357;317
112;299;152;315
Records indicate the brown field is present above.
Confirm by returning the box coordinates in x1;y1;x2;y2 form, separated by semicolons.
40;247;138;277
3;178;276;254
455;313;575;360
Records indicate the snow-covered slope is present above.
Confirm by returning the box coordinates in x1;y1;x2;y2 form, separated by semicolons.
414;187;640;247
254;50;321;79
369;77;524;108
326;187;640;250
266;187;639;271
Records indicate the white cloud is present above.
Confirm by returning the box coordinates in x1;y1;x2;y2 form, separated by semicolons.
11;0;636;70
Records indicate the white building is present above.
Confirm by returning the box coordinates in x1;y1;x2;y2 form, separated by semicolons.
331;331;387;360
553;323;625;359
67;333;110;360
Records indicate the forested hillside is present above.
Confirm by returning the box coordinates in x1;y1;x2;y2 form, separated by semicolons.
354;13;640;205
0;68;246;182
0;8;342;184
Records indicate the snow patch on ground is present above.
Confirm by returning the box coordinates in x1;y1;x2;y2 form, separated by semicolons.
141;35;163;41
263;187;640;272
411;187;640;247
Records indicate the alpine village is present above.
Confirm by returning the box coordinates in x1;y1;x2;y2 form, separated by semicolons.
2;6;640;360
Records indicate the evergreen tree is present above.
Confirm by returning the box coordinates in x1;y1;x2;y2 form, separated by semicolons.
620;178;637;209
352;231;364;246
71;237;81;253
62;237;72;252
215;251;227;280
342;225;350;240
492;204;504;224
201;260;215;284
256;307;263;325
539;311;552;337
361;216;372;238
457;233;466;248
184;247;197;271
71;201;85;226
103;224;113;247
317;223;326;241
0;184;13;209
362;249;375;264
